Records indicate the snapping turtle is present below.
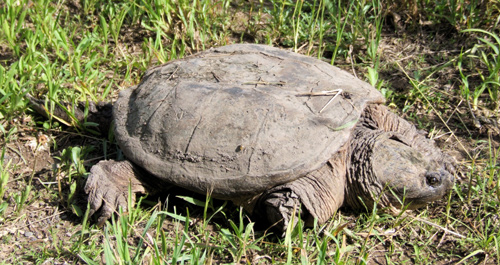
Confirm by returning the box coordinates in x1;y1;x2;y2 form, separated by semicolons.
83;44;454;229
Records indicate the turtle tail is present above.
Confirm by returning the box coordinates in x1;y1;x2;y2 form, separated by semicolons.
26;93;113;135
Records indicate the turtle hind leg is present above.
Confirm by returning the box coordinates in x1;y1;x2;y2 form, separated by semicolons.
84;160;151;226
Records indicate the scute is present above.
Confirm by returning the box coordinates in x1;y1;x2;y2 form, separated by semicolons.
113;44;384;198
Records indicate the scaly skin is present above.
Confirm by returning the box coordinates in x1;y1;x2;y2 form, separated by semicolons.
84;160;148;226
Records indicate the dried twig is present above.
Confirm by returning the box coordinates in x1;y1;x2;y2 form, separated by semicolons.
242;81;286;86
296;89;343;113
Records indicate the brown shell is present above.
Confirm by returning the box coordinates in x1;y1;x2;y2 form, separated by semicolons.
113;44;385;198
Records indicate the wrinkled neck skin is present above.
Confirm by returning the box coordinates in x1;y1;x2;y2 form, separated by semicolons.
344;125;453;211
344;128;388;210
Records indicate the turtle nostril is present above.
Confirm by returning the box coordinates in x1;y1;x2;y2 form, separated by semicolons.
426;172;441;187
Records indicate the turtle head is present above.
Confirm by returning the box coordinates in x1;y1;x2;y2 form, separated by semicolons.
370;133;454;209
346;132;454;211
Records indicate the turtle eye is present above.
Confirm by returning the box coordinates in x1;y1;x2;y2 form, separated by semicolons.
425;172;441;187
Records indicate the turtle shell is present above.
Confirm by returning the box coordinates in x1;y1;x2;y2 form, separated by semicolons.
113;44;385;199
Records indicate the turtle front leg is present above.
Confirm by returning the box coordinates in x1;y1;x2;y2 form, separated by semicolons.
256;153;347;232
85;160;152;225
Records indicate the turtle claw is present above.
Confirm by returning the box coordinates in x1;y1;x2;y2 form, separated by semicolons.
84;160;147;225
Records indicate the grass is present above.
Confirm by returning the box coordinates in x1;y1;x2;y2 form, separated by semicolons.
0;0;499;263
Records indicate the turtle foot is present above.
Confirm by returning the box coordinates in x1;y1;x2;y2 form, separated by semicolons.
260;190;303;234
84;160;147;226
